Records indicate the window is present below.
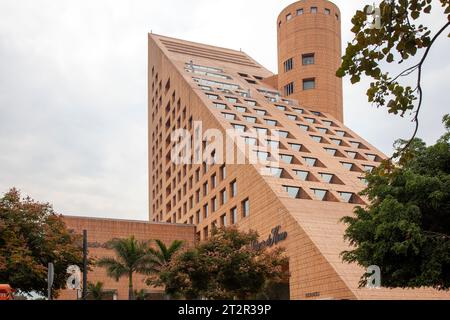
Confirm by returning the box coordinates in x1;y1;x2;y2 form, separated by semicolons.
211;174;217;188
347;151;357;159
293;108;304;114
206;93;219;100
286;13;292;21
280;154;294;164
311;135;323;143
366;154;377;161
222;113;236;120
350;141;361;149
235;106;247;113
363;165;375;173
203;203;209;219
203;226;209;239
325;8;331;15
196;210;201;224
230;180;237;197
339;192;354;203
331;138;342;146
231;207;238;225
299;124;309;132
276;105;287;111
290;143;302;151
304;117;315;124
287;114;297;121
342;162;354;170
284;58;294;72
226;97;238;103
214;102;227;110
317;127;328;134
284;186;301;199
294;170;309;181
203;182;209;196
323;120;333;126
256;127;268;135
319;173;334;183
221;189;228;205
267;140;280;149
276;130;289;138
266;119;278;126
244;137;257;145
242;199;250;218
303;157;317;167
325;148;337;156
233;124;246;132
212;197;217;212
312;189;327;201
220;165;227;180
246;100;257;107
284;82;294;96
244;116;257;123
255;109;267;116
311;7;318;13
221;214;227;227
257;151;270;161
303;78;316;90
297;8;304;15
302;53;315;65
267;167;283;178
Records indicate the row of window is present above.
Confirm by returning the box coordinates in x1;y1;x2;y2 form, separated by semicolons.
280;6;339;27
284;79;315;96
283;53;314;72
283;185;360;204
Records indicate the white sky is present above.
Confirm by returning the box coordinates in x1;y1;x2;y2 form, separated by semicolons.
0;0;448;220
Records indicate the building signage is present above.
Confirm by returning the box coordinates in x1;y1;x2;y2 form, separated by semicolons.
252;226;288;250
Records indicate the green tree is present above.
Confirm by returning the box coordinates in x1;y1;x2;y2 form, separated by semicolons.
87;281;106;300
96;236;153;300
0;188;85;298
134;289;148;301
341;115;450;290
146;240;184;287
158;227;289;300
337;0;450;153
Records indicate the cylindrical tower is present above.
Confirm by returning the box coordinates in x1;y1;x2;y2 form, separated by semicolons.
277;0;343;122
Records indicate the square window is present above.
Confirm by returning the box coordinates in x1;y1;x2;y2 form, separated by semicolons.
302;53;315;65
290;143;302;151
297;8;304;15
311;7;318;13
284;186;301;199
303;78;316;90
284;82;294;96
294;170;309;181
286;13;292;21
244;116;257;123
312;189;327;201
284;58;294;72
325;8;331;15
267;167;283;178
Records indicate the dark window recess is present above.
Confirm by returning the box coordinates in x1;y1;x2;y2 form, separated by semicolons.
302;53;315;65
303;78;315;90
284;58;294;72
284;82;294;96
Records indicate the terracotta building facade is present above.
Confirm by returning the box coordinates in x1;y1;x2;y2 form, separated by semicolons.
147;0;450;300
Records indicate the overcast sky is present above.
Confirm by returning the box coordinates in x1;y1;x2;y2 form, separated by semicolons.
0;0;448;220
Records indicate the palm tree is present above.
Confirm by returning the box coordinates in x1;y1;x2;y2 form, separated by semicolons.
87;281;106;300
97;236;153;300
148;240;184;273
134;289;148;301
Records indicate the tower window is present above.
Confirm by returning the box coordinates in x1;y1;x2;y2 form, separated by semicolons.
297;8;304;15
284;58;294;72
286;13;292;21
302;53;315;65
311;7;318;13
284;82;294;96
325;8;331;15
303;78;316;90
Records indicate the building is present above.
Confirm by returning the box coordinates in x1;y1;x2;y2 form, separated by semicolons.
147;0;450;300
59;216;195;300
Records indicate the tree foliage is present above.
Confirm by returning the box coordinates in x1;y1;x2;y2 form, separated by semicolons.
157;227;289;300
341;115;450;290
87;281;107;300
96;236;154;300
337;0;450;153
0;188;84;297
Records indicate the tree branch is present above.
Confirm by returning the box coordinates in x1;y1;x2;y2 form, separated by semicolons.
392;21;450;158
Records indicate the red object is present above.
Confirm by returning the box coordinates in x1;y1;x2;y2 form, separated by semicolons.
0;285;14;300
